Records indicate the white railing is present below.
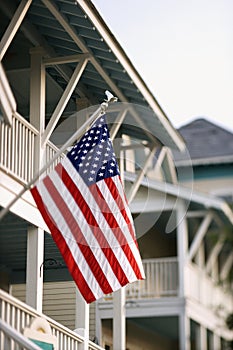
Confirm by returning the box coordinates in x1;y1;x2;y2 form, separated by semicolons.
185;263;233;318
0;114;38;184
103;257;179;301
0;114;65;184
0;289;104;350
126;257;178;299
46;141;64;175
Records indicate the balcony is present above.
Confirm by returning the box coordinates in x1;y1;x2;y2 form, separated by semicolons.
99;257;179;304
126;257;179;299
0;113;63;185
0;288;104;350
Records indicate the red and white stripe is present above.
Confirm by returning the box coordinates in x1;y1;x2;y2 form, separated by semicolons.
31;157;145;303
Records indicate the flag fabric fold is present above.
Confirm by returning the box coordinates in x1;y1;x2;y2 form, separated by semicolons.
31;114;145;303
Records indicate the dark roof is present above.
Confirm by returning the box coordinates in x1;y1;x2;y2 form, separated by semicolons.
173;118;233;165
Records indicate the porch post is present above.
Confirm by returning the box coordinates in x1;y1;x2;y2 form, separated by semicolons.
75;288;89;350
213;332;221;350
26;226;44;312
179;311;191;350
176;199;188;297
177;200;190;350
26;47;46;312
199;324;207;350
113;287;126;350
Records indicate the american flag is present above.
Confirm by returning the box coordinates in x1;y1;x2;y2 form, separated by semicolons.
31;115;145;303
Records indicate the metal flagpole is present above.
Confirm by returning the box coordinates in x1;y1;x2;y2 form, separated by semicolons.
0;91;117;221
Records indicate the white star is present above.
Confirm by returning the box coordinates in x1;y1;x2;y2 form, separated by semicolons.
85;162;90;166
94;157;99;161
109;169;114;173
75;156;78;160
110;162;115;167
93;163;98;168
99;145;103;149
101;165;106;170
90;170;95;174
83;150;88;154
81;156;85;160
79;163;83;167
83;169;87;173
97;151;101;155
104;153;109;157
90;130;94;134
103;132;107;136
71;151;75;155
96;130;100;134
88;136;92;141
88;177;94;181
100;139;105;143
98;172;104;177
85;143;90;147
94;136;98;140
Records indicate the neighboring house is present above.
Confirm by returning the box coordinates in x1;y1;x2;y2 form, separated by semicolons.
0;2;232;350
174;118;233;199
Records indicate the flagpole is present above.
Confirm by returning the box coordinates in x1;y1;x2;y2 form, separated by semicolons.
0;91;117;221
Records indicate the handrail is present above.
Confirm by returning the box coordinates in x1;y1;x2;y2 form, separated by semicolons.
0;113;38;184
0;289;104;350
0;319;42;350
127;256;179;299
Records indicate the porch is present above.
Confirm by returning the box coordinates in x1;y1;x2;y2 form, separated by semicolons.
0;288;104;350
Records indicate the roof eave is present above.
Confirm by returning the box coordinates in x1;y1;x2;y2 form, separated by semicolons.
77;0;185;151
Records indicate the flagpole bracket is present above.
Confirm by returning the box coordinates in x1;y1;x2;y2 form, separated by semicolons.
101;90;118;114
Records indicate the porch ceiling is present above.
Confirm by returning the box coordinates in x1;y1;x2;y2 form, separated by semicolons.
0;0;185;150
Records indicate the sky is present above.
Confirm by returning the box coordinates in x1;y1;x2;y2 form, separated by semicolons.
92;0;233;132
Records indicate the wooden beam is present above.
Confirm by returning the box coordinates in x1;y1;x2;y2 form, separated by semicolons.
220;252;233;281
205;236;224;274
43;53;91;66
187;212;213;262
0;0;32;60
127;146;157;204
110;108;128;140
42;57;88;145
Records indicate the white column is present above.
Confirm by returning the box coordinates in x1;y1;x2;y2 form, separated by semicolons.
75;288;89;350
199;325;207;350
26;47;46;311
176;200;188;297
179;312;191;350
177;201;190;350
213;332;221;350
95;302;102;346
113;287;126;350
26;226;44;312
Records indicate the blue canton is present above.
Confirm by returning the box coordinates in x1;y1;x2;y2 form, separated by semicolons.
67;115;120;186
